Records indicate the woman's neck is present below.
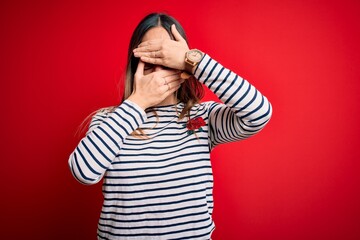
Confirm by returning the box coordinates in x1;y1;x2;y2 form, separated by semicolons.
155;95;179;107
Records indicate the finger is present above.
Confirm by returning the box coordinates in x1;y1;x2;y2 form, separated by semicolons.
134;41;162;52
180;71;192;80
165;74;182;84
166;79;184;93
169;79;185;89
140;56;162;65
159;79;183;95
137;39;162;48
134;51;161;58
135;60;145;76
165;84;181;97
156;69;182;78
154;50;164;58
171;24;186;43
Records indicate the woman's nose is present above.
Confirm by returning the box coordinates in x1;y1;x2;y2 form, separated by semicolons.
154;65;164;72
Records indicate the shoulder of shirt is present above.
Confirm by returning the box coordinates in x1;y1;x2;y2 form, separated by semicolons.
92;106;116;119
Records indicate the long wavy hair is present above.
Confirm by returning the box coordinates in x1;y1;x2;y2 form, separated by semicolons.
78;13;204;137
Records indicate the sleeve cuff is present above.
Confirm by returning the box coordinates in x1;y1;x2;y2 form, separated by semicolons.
194;54;212;79
119;99;147;125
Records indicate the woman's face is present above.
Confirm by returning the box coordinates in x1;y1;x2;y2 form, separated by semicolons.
140;27;171;75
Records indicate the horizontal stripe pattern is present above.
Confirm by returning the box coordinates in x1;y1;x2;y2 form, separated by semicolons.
68;55;271;239
195;54;272;149
68;101;147;185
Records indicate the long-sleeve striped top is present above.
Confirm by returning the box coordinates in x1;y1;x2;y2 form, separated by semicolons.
68;54;272;240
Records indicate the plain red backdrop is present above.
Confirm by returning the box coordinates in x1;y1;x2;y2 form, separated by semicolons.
1;0;360;239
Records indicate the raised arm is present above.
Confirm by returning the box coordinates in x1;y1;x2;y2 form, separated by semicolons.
132;24;272;148
69;52;185;185
195;55;272;148
68;100;146;185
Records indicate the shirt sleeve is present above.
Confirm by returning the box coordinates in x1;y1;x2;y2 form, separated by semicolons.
194;54;272;149
68;100;147;185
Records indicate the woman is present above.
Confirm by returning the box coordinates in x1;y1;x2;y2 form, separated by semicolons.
69;13;272;240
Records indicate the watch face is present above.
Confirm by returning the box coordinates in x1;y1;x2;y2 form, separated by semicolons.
187;49;203;62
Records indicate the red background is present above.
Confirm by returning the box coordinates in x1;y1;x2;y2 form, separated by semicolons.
1;0;360;239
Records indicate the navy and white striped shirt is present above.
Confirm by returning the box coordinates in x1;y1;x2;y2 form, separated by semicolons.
69;54;272;240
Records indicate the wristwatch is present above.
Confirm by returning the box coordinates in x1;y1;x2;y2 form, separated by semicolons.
184;49;204;74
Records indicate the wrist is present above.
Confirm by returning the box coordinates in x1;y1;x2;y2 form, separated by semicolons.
127;95;149;110
184;49;204;74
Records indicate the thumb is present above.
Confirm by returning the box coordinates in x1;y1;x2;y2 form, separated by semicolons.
171;24;186;43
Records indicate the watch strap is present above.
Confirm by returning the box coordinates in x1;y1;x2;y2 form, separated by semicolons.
184;59;196;74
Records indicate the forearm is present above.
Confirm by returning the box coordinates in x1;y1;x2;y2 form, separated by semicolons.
68;100;146;185
194;54;272;147
195;54;272;128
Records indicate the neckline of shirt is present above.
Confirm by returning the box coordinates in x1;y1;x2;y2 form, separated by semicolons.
147;101;184;111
